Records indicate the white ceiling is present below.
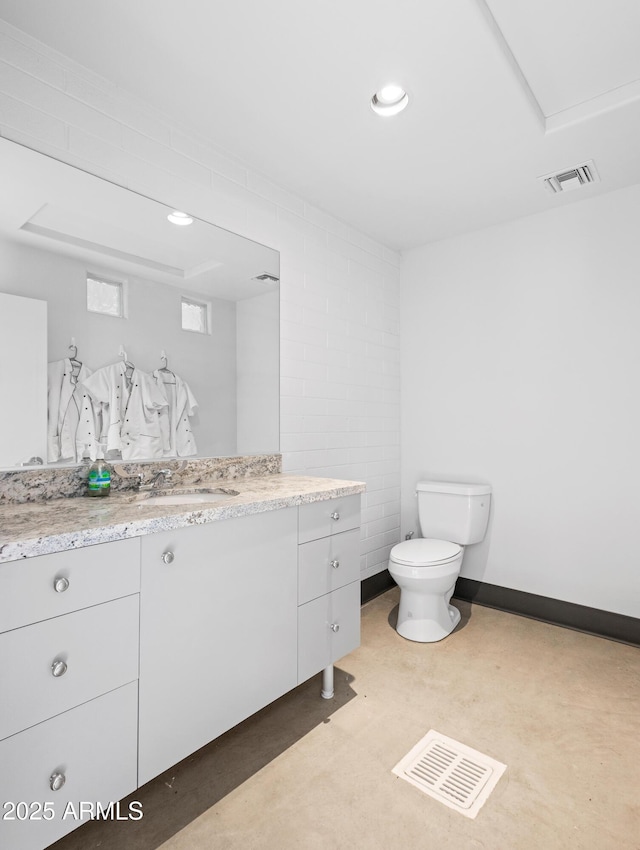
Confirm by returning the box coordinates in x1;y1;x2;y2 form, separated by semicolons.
483;0;640;122
0;0;639;251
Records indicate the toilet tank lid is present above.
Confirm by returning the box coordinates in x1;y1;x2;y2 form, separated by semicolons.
416;480;491;496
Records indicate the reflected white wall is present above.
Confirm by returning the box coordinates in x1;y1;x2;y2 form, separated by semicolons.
0;236;237;457
236;289;279;455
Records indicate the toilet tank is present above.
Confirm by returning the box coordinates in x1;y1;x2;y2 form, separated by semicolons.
416;480;491;544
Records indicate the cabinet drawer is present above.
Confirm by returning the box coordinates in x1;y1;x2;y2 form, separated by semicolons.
297;581;360;685
0;594;139;741
0;538;140;633
0;682;138;850
298;528;360;605
298;494;361;543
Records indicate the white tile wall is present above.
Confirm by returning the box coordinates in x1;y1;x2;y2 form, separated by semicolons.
0;20;401;579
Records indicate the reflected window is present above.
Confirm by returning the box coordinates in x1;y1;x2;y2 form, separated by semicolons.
87;274;124;317
181;297;209;334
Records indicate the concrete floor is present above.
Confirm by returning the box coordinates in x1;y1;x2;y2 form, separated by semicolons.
53;588;640;850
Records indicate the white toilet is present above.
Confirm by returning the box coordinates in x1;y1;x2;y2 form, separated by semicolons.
389;480;491;642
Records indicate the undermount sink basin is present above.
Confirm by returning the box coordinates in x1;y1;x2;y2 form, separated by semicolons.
136;488;239;507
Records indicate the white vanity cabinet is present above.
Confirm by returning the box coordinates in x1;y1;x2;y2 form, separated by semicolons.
0;487;363;850
138;507;299;785
297;495;361;685
0;538;140;850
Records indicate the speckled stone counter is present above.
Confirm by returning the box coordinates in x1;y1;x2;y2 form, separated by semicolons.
0;474;365;563
0;454;282;504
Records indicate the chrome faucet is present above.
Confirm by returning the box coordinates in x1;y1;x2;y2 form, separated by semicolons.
140;469;173;491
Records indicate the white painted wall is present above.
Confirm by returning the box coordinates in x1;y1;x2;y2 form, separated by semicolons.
400;185;640;617
0;21;401;579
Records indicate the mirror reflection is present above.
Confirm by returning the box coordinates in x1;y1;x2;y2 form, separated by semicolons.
0;139;280;470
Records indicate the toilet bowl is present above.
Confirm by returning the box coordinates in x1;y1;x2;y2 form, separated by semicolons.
389;538;464;642
388;479;491;643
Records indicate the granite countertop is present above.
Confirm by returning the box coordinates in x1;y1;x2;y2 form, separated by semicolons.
0;474;365;563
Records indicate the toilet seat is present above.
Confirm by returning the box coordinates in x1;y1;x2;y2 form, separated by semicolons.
390;538;462;567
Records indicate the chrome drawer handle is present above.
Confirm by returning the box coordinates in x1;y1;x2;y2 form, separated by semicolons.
51;659;67;678
330;511;340;521
49;772;66;792
161;551;175;565
53;576;69;593
330;559;340;569
330;623;340;633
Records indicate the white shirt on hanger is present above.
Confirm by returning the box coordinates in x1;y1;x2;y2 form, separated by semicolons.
47;358;100;463
82;362;168;460
153;369;199;457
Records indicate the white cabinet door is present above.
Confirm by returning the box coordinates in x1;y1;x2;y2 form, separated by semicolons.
139;508;298;785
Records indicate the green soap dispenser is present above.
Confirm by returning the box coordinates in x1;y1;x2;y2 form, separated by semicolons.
87;450;112;497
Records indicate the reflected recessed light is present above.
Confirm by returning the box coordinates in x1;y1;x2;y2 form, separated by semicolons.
167;211;193;226
371;84;409;117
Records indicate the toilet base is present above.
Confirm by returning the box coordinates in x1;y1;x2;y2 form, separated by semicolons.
396;598;461;643
388;542;464;643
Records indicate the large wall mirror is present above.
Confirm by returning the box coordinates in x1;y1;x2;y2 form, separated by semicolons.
0;138;279;470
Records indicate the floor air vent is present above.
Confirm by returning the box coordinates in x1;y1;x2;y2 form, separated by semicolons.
392;730;506;818
539;160;600;194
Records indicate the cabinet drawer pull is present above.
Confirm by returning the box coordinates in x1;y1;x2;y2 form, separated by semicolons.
330;559;340;569
53;576;70;593
330;623;340;633
161;551;175;565
49;772;66;792
51;659;68;678
330;511;340;521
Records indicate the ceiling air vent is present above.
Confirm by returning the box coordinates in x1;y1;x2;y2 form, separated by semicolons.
538;160;600;194
253;273;279;283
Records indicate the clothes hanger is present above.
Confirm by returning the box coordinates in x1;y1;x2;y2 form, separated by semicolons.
68;338;82;384
157;350;176;384
119;345;135;388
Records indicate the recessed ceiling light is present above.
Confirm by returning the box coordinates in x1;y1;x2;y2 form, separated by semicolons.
371;84;409;117
167;211;193;226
